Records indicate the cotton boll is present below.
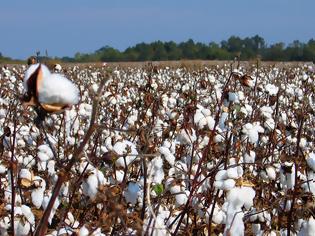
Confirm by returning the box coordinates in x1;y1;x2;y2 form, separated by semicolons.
227;168;239;179
264;118;275;131
82;173;99;199
159;146;175;166
31;188;44;209
19;169;32;180
39;71;80;105
113;140;138;168
15;220;31;236
265;84;279;96
306;153;315;171
280;162;295;190
215;170;229;181
0;164;6;174
225;212;245;236
177;129;196;145
79;225;89;236
169;185;181;194
21;205;35;225
299;217;315;236
175;190;189;206
114;170;125;183
223;179;236;190
31;177;46;208
266;166;276;180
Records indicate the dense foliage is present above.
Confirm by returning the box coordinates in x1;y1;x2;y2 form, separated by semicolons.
67;35;315;62
1;35;315;63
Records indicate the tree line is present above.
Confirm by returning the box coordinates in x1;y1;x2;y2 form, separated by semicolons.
1;35;315;63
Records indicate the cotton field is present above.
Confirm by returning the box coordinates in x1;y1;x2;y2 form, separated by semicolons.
0;61;315;236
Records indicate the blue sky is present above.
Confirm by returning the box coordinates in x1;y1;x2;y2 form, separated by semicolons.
1;0;314;59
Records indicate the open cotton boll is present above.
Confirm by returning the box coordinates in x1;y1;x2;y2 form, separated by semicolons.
266;166;276;180
227;167;239;179
242;123;264;144
79;225;89;236
24;63;50;89
159;146;175;166
37;144;54;161
124;182;141;205
280;162;295;190
306;152;315;171
148;156;164;184
223;179;236;190
21;205;35;225
38;72;80;105
215;170;228;181
175;190;189;206
31;176;46;208
113;140;138;168
299;217;315;236
260;106;274;119
15;219;31;236
0;163;6;174
265;84;279;96
82;173;99;199
177;129;197;145
225;212;245;236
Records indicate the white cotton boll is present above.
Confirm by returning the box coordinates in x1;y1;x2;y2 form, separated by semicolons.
227;168;239;179
31;189;44;209
260;106;273;119
243;151;256;163
37;161;47;171
115;170;125;183
19;169;32;180
223;179;235;190
219;112;228;130
299;217;315;236
113;140;138;168
0;216;10;235
299;138;307;148
307;153;315;171
225;212;244;236
213;210;225;224
214;180;224;189
266;166;276;180
206;116;215;130
265;84;279;96
177;129;196;145
242;187;256;209
21;205;35;225
79;226;89;236
54;64;62;72
159;146;175;165
214;134;224;143
47;160;56;176
82;173;99;199
280;162;295;190
37;152;51;162
169;185;181;194
238;91;245;100
215;170;228;181
175;190;189;206
124;182;140;205
39;72;80;105
38;144;54;158
0;164;6;174
264;118;275;131
15;220;30;236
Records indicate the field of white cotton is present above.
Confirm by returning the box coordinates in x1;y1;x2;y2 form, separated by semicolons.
0;61;314;235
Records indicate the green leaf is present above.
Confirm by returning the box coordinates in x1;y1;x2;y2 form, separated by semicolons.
153;184;164;196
